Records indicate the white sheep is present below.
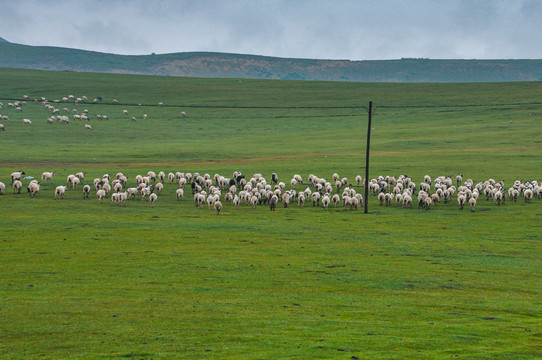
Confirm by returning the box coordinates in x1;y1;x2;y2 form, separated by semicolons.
83;184;91;199
41;171;54;184
13;180;22;194
55;186;68;199
0;182;5;195
149;193;158;207
233;195;240;209
155;182;163;194
322;195;330;211
11;171;25;184
214;200;223;215
71;176;80;190
469;197;477;212
0;124;4;131
85;124;92;131
21;118;32;125
28;182;40;197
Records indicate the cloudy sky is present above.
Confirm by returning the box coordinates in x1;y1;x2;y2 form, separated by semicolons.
1;0;540;60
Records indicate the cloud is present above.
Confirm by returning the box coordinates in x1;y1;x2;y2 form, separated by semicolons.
1;0;541;59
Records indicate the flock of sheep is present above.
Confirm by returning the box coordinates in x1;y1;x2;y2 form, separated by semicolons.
2;170;540;214
0;94;185;132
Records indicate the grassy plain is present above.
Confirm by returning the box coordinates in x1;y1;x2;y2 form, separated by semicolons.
0;68;541;359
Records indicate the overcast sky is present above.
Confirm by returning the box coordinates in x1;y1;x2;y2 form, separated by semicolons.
1;0;540;60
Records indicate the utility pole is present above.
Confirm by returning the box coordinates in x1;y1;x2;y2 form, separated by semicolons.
364;101;372;214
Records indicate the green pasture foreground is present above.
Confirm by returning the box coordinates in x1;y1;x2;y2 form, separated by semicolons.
0;68;541;359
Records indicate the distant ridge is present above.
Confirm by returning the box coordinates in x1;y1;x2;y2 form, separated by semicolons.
1;38;542;82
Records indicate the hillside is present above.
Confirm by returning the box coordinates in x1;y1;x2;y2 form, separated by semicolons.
1;38;542;82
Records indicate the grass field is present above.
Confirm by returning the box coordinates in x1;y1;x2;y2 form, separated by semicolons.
0;67;541;359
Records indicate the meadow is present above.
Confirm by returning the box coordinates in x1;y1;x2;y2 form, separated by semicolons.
0;67;541;359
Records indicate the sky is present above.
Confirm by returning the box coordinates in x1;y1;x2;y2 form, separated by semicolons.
1;0;540;60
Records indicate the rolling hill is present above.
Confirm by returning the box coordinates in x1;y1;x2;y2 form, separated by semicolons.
1;37;542;82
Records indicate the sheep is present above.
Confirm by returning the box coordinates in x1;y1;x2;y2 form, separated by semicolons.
402;194;413;208
10;171;25;184
41;171;54;184
311;192;321;207
168;172;175;184
384;193;394;207
271;173;278;184
143;114;148;120
22;118;32;125
85;124;92;131
282;192;291;208
181;111;186;117
71;177;80;190
28;182;40;197
322;195;330;211
147;171;157;183
158;171;166;183
55;185;68;199
12;180;22;194
298;193;305;207
141;185;154;201
0;124;4;131
355;175;362;187
131;116;136;122
113;182;123;193
456;173;463;187
233;195;240;209
123;109;128;115
126;187;139;199
0;182;5;195
207;194;217;209
149;193;158;207
83;184;91;199
332;194;340;207
155;182;164;194
194;193;205;208
378;192;385;205
458;193;466;210
102;183;111;194
469;197;477;212
269;195;278;211
214;200;223;215
493;190;503;206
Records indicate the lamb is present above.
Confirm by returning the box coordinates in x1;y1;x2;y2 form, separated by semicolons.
214;200;223;215
149;193;158;207
54;185;68;199
83;184;91;199
41;171;54;184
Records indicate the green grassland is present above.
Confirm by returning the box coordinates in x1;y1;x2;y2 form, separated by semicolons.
0;68;541;359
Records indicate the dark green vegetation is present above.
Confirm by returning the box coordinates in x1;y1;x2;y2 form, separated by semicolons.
0;68;541;359
2;38;542;82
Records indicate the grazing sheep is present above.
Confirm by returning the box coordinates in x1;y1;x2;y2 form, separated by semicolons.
0;124;4;131
55;185;68;199
22;118;32;125
214;200;223;215
41;171;54;184
13;180;22;194
83;184;91;199
181;111;186;117
123;109;128;115
85;124;92;131
131;116;136;122
10;171;25;184
0;182;5;195
149;193;158;207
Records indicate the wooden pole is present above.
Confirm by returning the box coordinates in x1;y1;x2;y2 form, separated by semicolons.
364;101;372;214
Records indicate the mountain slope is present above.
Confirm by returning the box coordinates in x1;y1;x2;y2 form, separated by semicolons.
1;39;542;82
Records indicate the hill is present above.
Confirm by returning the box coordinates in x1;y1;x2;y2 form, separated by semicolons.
1;37;542;82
